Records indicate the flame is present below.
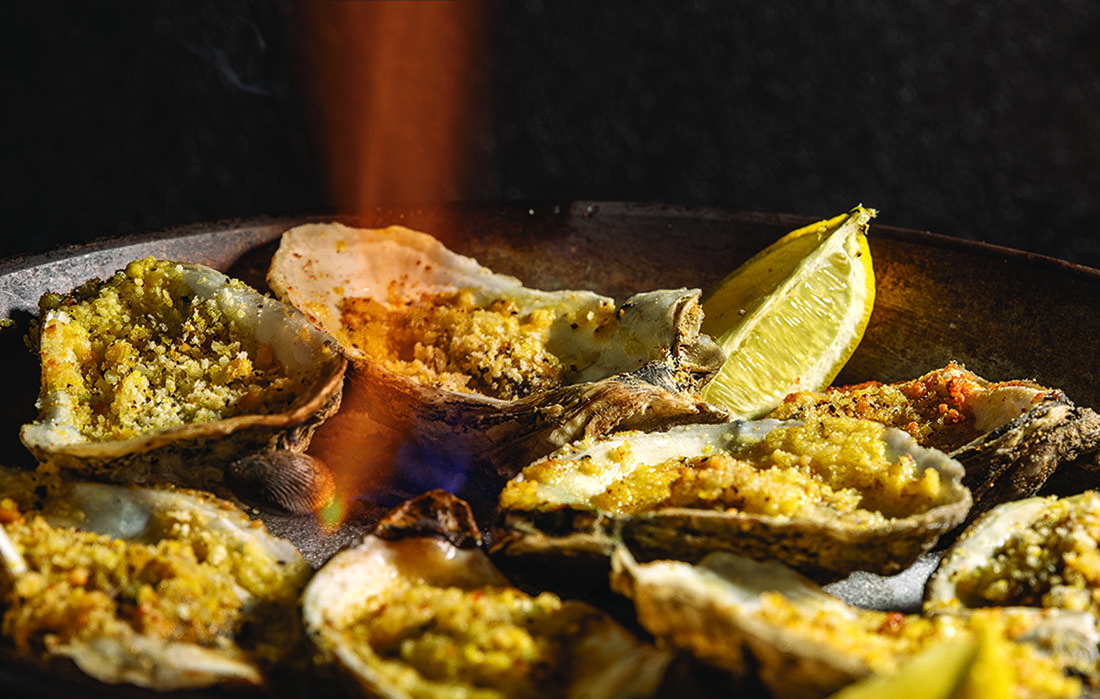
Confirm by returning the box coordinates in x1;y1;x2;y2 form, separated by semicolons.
299;0;491;216
306;381;412;532
295;1;494;529
308;384;482;533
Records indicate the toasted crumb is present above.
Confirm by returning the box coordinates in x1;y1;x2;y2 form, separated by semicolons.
36;258;298;441
339;580;620;698
0;497;308;662
753;594;1080;697
954;492;1100;614
340;289;567;400
505;417;947;525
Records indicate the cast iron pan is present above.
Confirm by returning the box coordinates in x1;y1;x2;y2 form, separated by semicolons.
2;202;1100;698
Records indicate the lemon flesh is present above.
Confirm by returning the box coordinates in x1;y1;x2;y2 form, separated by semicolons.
952;622;1015;699
829;624;1019;699
700;206;876;418
828;638;978;699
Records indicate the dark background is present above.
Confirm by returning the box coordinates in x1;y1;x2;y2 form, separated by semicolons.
4;0;1100;267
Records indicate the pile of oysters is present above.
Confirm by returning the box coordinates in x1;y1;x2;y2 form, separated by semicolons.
3;221;1100;698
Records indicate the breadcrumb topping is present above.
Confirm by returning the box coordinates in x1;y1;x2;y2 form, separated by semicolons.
505;417;946;525
954;492;1100;614
36;258;299;441
766;361;1050;452
755;593;1081;697
337;579;631;699
340;289;567;400
0;481;308;668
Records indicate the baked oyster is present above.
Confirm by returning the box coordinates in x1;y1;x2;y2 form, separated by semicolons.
925;490;1100;622
267;222;727;479
610;546;1089;698
301;489;672;699
20;257;346;497
0;466;311;690
494;416;971;580
768;362;1100;516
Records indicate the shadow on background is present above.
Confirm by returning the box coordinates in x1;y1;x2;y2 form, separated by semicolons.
3;0;1099;267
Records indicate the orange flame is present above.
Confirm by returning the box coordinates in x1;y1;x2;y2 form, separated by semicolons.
300;0;491;215
296;1;493;528
306;386;412;533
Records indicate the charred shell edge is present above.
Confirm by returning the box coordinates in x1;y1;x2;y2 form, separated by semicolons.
369;489;484;549
953;401;1100;518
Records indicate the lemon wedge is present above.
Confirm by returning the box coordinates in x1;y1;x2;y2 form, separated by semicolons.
699;206;876;418
953;621;1015;699
828;621;1022;699
828;638;978;699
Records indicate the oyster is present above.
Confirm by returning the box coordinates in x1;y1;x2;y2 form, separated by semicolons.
925;490;1100;624
267;222;727;478
494;416;971;580
0;466;311;690
301;489;672;699
610;546;1089;698
768;361;1100;517
20;257;347;496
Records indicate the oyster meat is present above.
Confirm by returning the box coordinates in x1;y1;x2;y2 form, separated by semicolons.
267;222;727;478
20;257;347;497
768;361;1100;517
610;546;1089;698
0;466;311;690
301;489;672;699
494;416;972;580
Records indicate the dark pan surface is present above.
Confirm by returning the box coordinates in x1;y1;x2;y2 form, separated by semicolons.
3;201;1100;698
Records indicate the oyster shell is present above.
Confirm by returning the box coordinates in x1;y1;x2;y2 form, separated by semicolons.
494;416;972;580
226;450;337;515
610;546;1090;699
922;491;1100;688
267;222;727;478
0;466;311;690
20;258;347;496
925;491;1100;623
301;489;672;699
768;361;1100;517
